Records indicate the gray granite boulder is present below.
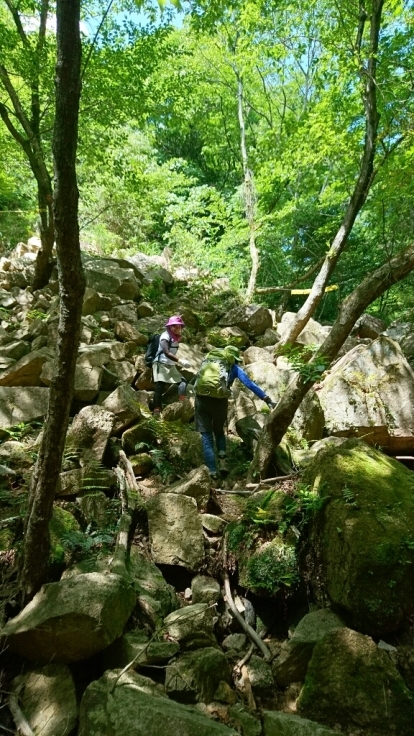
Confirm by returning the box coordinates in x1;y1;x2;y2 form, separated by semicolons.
354;313;386;339
103;631;179;670
68;405;115;465
0;572;136;662
114;320;148;344
147;494;204;570
166;465;211;509
82;287;113;315
77;340;126;365
165;647;231;703
236;654;274;696
84;260;141;301
318;336;414;453
0;339;31;361
163;604;217;650
102;384;145;433
191;575;221;605
219;304;272;335
243;345;274;364
0;348;51;386
0;386;49;428
277;312;330;347
10;664;77;736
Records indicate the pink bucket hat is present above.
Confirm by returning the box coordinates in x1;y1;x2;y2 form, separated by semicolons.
165;315;185;328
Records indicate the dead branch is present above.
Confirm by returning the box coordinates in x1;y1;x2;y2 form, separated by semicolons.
241;664;256;710
223;535;271;661
9;693;34;736
246;473;299;490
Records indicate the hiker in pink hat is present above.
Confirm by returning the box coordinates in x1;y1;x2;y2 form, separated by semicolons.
152;315;190;415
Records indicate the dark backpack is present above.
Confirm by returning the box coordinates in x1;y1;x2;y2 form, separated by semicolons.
194;348;233;398
145;334;171;367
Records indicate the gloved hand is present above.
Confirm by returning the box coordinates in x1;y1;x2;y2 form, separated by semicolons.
178;359;191;369
264;395;276;409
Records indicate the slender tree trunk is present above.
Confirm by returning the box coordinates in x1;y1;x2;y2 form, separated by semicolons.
235;72;259;303
0;1;55;291
20;0;85;602
248;241;414;481
278;0;384;348
33;178;55;290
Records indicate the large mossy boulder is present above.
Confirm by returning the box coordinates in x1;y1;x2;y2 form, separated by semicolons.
263;712;339;736
78;669;238;736
306;439;414;635
0;572;136;662
272;609;345;687
297;628;414;735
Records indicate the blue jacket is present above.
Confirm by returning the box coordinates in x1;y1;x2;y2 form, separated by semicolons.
228;364;267;400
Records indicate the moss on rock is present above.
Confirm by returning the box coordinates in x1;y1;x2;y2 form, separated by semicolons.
298;627;414;735
305;439;414;634
49;506;80;565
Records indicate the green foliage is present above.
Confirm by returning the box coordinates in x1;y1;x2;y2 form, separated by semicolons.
342;485;358;508
245;540;300;592
149;448;175;483
60;526;116;555
26;309;48;322
0;420;42;444
278;344;329;383
227;479;328;594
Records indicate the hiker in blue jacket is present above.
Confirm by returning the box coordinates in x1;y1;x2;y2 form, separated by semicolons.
194;345;275;480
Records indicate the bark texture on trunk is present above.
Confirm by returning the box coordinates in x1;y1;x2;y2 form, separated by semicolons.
277;0;384;348
248;241;414;481
20;0;84;602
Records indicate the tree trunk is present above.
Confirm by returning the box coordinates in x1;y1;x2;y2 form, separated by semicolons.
0;1;55;291
277;0;384;348
248;240;414;481
33;178;55;290
20;0;84;602
235;72;259;303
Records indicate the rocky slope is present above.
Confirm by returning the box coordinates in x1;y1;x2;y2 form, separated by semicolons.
1;238;414;735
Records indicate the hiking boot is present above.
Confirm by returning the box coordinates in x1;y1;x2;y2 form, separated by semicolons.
218;455;229;476
209;472;219;487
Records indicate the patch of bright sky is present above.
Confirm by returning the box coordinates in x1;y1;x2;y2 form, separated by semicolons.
21;14;89;36
21;3;182;39
84;3;184;37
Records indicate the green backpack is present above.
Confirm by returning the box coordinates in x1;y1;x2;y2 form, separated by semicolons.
195;347;236;399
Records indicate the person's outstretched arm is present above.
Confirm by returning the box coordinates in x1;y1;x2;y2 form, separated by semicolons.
229;364;275;406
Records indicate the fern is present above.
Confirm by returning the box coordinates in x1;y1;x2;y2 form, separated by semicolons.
342;485;358;507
